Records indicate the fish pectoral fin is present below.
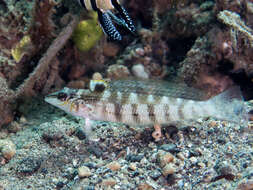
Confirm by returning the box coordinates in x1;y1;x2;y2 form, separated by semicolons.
84;118;99;142
111;0;136;34
97;9;122;41
107;11;126;27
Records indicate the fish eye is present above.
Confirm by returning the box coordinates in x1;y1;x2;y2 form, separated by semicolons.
89;80;107;92
94;83;106;92
57;92;68;101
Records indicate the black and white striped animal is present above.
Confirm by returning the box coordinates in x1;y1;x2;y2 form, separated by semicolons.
77;0;136;40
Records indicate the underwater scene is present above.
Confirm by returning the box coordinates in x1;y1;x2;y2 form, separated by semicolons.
0;0;253;189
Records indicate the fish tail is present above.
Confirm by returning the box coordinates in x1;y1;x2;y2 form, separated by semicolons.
207;86;248;126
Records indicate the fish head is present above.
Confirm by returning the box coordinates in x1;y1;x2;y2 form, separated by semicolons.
45;87;96;118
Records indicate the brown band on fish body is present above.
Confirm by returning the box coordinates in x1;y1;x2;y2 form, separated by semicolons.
163;104;170;122
177;99;185;120
114;103;122;122
131;104;140;124
147;104;156;123
75;101;80;112
102;103;108;120
107;90;117;102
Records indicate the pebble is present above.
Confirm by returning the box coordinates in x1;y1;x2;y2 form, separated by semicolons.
17;157;42;174
237;180;253;190
129;163;137;171
197;162;206;168
78;166;92;178
0;139;16;160
8;121;22;133
106;161;121;171
107;64;130;79
215;161;236;180
149;169;162;180
131;64;149;79
138;183;154;190
162;163;176;176
75;128;86;140
160;144;178;153
101;178;116;186
19;115;27;124
208;121;219;127
42;129;63;142
0;130;8;139
176;152;185;161
189;157;198;164
126;154;144;162
92;72;103;80
157;150;174;167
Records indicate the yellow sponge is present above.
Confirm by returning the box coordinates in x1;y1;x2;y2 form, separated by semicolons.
72;12;103;52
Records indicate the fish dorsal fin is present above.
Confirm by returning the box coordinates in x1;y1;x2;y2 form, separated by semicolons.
108;78;208;101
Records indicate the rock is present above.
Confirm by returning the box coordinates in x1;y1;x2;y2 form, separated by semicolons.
17;157;42;175
214;161;236;180
7;121;22;133
177;152;185;161
138;183;154;190
106;161;121;171
149;169;162;180
0;139;16;160
42;129;63;142
19;115;27;124
107;64;130;79
92;72;103;80
237;180;253;190
103;43;120;57
78;166;92;178
157;150;174;167
131;64;149;79
189;157;198;164
129;163;137;171
101;178;116;187
162;163;176;177
75;128;86;140
126;154;144;162
160;144;178;153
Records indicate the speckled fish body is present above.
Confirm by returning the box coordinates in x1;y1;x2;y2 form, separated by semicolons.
45;79;247;126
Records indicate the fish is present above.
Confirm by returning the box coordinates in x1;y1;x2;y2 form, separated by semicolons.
45;79;248;130
77;0;136;40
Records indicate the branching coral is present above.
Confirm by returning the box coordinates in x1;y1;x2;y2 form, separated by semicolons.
0;16;78;127
0;77;15;127
217;10;253;47
29;0;57;50
16;16;78;97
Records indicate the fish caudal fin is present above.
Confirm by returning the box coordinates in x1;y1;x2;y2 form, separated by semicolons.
207;86;248;126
